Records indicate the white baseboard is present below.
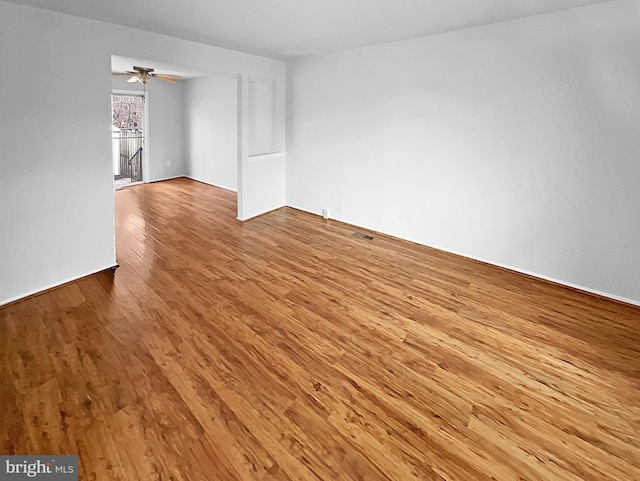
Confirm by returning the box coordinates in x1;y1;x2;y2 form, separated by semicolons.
285;204;321;217
0;263;119;308
6;202;636;308
434;245;640;307
286;205;640;308
237;204;286;222
148;174;186;183
184;176;237;193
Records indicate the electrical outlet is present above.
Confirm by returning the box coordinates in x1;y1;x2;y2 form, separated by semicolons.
166;161;171;167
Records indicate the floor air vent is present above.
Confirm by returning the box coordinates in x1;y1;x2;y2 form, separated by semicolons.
353;232;374;241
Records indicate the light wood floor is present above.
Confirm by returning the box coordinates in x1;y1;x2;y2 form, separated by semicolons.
1;178;639;480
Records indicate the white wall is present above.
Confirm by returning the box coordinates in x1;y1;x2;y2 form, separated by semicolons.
238;74;287;221
0;0;284;306
286;0;640;305
242;153;287;220
112;75;186;181
249;78;278;155
184;75;238;191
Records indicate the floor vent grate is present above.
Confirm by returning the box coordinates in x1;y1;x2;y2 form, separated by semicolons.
353;232;374;241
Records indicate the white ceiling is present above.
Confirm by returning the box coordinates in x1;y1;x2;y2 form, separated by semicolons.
10;0;610;59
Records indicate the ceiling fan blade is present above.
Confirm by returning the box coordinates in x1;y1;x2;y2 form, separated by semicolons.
153;74;182;79
115;68;180;84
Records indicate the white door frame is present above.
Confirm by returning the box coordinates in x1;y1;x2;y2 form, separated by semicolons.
112;89;149;183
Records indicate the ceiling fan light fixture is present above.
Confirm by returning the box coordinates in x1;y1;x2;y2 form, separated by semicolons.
114;66;180;85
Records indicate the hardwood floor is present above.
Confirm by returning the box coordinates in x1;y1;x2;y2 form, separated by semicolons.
1;177;639;480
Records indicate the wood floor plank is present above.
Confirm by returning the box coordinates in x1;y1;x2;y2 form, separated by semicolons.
1;178;639;480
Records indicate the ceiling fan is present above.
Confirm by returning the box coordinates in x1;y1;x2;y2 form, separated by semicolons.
112;66;182;85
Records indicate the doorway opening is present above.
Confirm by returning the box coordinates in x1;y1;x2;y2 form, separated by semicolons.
112;93;145;188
